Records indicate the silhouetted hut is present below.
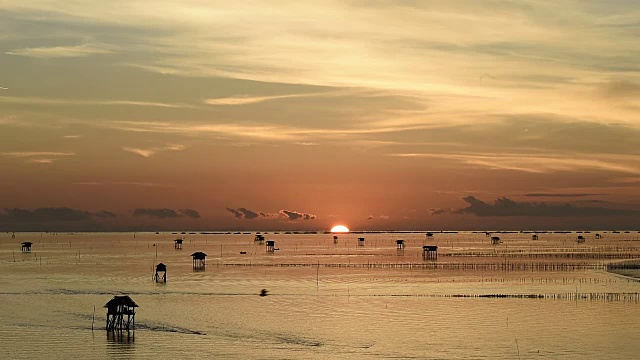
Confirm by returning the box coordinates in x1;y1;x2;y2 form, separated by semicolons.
491;236;501;245
396;239;405;249
104;295;138;331
333;235;338;243
191;252;207;269
595;233;602;239
576;235;585;243
532;234;539;240
254;234;265;244
358;237;365;246
154;263;167;283
266;240;275;252
174;238;183;249
485;232;491;237
422;245;438;258
21;241;32;252
426;233;434;238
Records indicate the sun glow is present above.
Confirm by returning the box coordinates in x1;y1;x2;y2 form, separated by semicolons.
330;225;350;233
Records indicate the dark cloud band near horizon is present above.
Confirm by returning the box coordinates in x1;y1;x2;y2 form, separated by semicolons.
226;207;317;221
455;196;639;217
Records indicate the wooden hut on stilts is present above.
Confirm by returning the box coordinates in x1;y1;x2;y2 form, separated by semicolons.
174;239;183;249
191;252;207;270
357;237;365;246
396;239;405;249
104;295;138;332
422;245;438;259
532;234;539;240
154;263;167;283
266;240;275;253
21;242;32;252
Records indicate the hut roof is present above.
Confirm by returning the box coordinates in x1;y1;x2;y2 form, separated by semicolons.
21;242;33;245
104;295;138;308
156;263;167;271
191;251;207;259
174;238;183;243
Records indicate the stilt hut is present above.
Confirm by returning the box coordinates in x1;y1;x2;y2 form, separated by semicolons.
154;263;167;283
191;252;207;269
485;232;491;237
255;234;265;244
21;241;32;252
426;233;434;238
266;240;275;252
576;235;585;243
491;236;501;245
595;233;602;239
396;239;405;249
532;234;539;240
422;245;438;259
104;295;138;331
174;238;183;249
333;235;338;244
358;237;365;246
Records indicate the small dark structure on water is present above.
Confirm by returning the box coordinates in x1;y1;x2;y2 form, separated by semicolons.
358;237;365;246
21;241;32;252
255;234;265;244
266;240;275;252
154;263;167;283
491;236;501;245
191;252;207;269
333;235;338;243
260;289;269;297
105;295;138;332
595;233;602;239
532;234;539;240
576;236;585;243
426;233;434;238
485;232;491;237
422;245;438;259
396;239;405;249
174;238;183;249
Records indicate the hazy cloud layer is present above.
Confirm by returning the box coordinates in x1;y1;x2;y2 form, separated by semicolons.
227;208;316;221
455;196;639;217
133;208;201;219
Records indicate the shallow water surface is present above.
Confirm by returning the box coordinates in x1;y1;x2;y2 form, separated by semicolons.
1;231;640;359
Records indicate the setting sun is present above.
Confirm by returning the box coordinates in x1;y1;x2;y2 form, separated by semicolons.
330;225;350;233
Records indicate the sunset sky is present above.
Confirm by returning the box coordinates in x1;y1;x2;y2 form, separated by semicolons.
1;1;640;231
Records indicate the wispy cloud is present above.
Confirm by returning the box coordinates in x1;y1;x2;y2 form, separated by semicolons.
6;44;114;58
1;151;75;157
0;87;8;90
73;181;166;187
390;152;640;175
122;144;185;158
0;96;194;109
204;93;325;106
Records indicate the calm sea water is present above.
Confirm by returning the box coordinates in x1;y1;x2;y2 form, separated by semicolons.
2;231;640;359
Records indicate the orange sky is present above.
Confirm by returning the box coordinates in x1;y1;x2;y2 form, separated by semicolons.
1;1;640;231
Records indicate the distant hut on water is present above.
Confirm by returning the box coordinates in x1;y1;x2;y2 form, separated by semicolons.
104;295;138;332
21;241;32;252
174;238;183;249
154;263;167;283
191;252;207;270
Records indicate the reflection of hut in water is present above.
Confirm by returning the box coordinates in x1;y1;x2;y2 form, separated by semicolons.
174;239;183;249
532;234;539;240
595;233;602;239
191;252;207;269
422;245;438;259
104;295;138;332
491;236;501;245
21;242;32;252
255;234;265;244
358;237;365;246
266;240;275;252
396;239;405;249
576;235;585;243
154;263;167;283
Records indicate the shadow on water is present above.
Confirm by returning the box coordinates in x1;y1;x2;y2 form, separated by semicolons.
106;331;135;357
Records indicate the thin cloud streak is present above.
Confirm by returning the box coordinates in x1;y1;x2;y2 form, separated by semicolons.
122;144;185;158
6;44;114;58
390;152;640;175
0;96;195;109
0;151;75;157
